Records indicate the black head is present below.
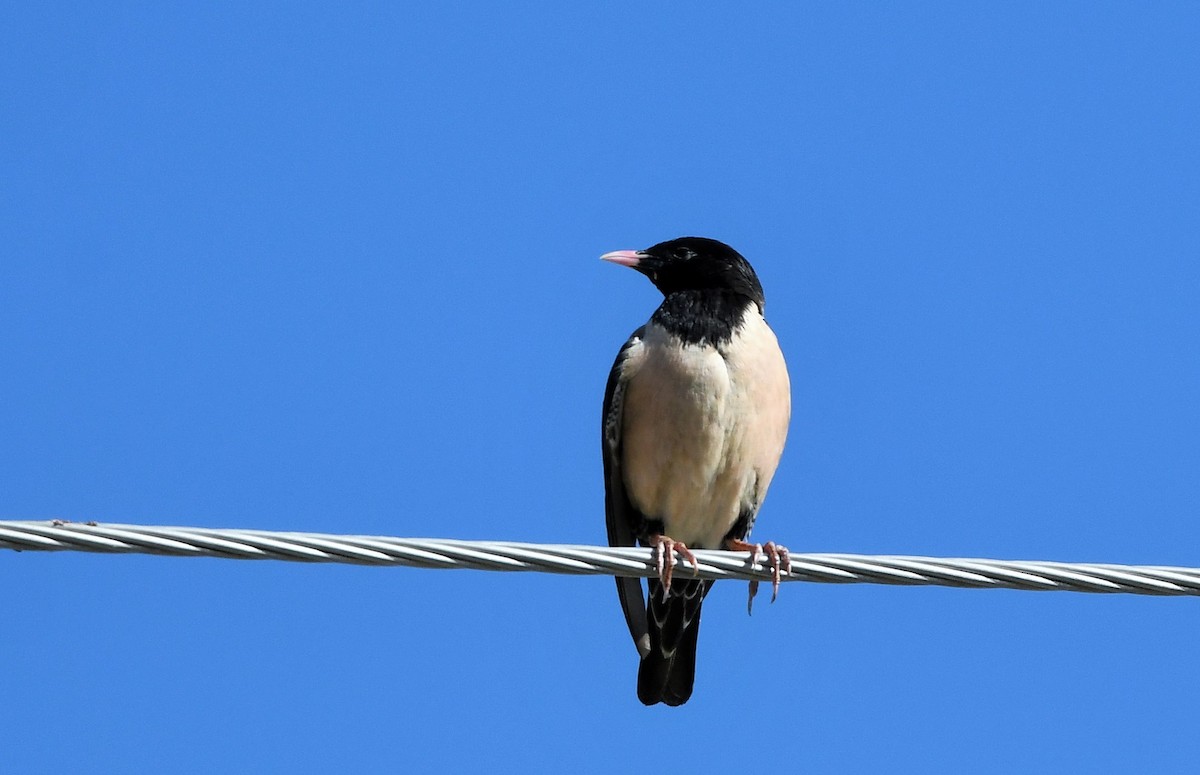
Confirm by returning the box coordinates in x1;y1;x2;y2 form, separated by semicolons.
601;237;765;311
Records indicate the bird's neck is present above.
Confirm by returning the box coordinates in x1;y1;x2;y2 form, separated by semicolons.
650;290;758;347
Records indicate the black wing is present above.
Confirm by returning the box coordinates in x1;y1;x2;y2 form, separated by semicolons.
602;327;650;658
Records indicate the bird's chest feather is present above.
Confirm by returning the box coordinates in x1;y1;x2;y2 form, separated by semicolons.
620;316;789;548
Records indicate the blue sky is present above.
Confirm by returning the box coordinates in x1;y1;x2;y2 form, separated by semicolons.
2;2;1199;771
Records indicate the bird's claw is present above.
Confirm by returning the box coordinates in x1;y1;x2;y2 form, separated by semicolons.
762;541;792;603
650;535;697;601
727;538;791;614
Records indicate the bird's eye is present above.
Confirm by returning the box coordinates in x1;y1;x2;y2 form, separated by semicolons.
673;248;692;260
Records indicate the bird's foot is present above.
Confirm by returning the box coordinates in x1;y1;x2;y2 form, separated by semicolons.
725;538;792;614
648;534;698;600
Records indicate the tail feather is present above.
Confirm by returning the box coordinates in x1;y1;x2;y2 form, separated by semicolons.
637;578;711;706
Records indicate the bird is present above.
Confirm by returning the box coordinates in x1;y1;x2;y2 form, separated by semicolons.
601;236;791;706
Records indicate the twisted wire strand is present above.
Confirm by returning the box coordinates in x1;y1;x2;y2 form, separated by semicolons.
1;519;1198;596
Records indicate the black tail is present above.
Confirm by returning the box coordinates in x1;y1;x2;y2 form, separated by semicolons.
637;578;711;706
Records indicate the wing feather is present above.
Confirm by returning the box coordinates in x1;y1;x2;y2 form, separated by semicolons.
602;327;650;658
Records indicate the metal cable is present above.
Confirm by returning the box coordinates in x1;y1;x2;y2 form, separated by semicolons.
1;519;1197;596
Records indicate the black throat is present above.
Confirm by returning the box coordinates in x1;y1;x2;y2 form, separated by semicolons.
650;289;756;347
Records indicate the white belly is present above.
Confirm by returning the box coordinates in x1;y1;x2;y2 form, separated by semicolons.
620;312;790;548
